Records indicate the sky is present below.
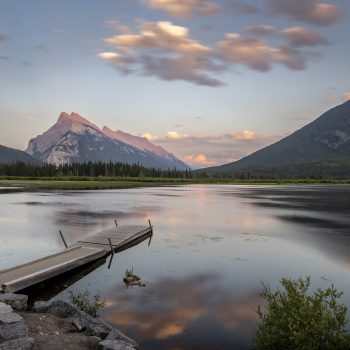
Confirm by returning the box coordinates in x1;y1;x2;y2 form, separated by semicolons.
0;0;349;167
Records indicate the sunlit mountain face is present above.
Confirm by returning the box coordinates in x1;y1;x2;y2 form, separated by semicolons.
25;112;189;169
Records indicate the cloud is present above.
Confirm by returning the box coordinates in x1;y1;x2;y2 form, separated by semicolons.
104;20;131;34
141;129;279;167
99;20;227;86
228;130;258;140
98;52;120;60
282;27;328;47
217;33;273;71
104;21;210;54
141;132;158;141
99;20;331;86
143;0;220;18
271;45;321;70
268;0;343;26
141;54;226;86
228;0;261;14
184;154;216;166
165;131;189;139
0;34;7;43
245;25;275;36
217;32;323;72
342;92;350;101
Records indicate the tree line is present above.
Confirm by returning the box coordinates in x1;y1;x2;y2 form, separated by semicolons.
1;160;349;180
0;161;195;178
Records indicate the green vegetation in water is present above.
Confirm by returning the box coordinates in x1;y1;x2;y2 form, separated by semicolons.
68;289;105;317
253;277;350;350
123;267;144;287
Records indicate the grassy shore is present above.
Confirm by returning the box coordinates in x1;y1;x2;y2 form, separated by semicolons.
0;176;349;191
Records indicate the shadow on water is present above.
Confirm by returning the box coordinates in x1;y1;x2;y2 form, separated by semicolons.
22;257;107;305
18;233;153;305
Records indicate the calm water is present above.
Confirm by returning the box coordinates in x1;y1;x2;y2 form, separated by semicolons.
1;185;350;349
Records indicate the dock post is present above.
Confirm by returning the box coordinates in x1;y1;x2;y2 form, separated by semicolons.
148;219;152;229
108;238;115;255
114;219;118;227
59;230;68;249
107;253;114;269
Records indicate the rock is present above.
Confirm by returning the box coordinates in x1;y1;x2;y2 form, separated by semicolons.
0;304;13;314
0;321;28;342
0;312;23;325
98;339;136;350
72;319;85;332
32;299;138;349
106;330;139;349
0;294;28;311
89;335;102;342
53;331;59;336
0;337;35;350
33;300;78;317
32;302;49;314
82;316;113;339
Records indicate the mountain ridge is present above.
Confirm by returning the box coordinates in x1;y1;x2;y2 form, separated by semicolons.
0;145;41;164
203;100;350;176
25;112;189;170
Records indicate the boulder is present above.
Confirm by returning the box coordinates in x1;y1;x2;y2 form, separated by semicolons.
33;300;78;318
0;304;12;315
0;294;28;311
0;337;35;350
0;313;23;325
0;321;28;342
106;330;138;349
98;339;136;350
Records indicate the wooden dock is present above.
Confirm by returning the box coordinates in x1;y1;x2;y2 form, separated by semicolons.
0;223;153;293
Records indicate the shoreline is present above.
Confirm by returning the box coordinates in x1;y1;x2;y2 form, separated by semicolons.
1;177;350;192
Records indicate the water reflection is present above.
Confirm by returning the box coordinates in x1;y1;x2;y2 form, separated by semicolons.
1;185;350;349
102;274;259;350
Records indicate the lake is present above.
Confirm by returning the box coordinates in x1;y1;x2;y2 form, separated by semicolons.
1;184;350;349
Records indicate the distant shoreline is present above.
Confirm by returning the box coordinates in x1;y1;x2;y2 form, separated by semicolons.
1;176;350;192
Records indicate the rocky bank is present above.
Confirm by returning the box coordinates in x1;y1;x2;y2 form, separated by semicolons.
0;293;137;350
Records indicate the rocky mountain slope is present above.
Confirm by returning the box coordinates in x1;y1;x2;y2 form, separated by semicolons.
26;112;189;169
203;100;350;176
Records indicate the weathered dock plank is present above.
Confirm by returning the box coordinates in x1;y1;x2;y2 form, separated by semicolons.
76;225;152;252
0;223;153;293
0;246;106;293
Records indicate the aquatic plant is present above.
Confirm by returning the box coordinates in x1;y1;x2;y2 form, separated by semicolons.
123;267;144;287
68;289;105;317
253;277;349;349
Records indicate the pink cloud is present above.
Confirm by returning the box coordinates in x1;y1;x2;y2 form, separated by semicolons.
143;0;220;18
342;92;350;101
282;27;329;47
269;0;343;26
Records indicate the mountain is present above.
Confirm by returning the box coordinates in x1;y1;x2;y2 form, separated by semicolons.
203;100;350;177
26;112;189;170
102;126;187;169
0;145;41;164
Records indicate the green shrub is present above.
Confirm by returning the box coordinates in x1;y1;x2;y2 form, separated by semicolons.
68;289;105;317
253;277;350;350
